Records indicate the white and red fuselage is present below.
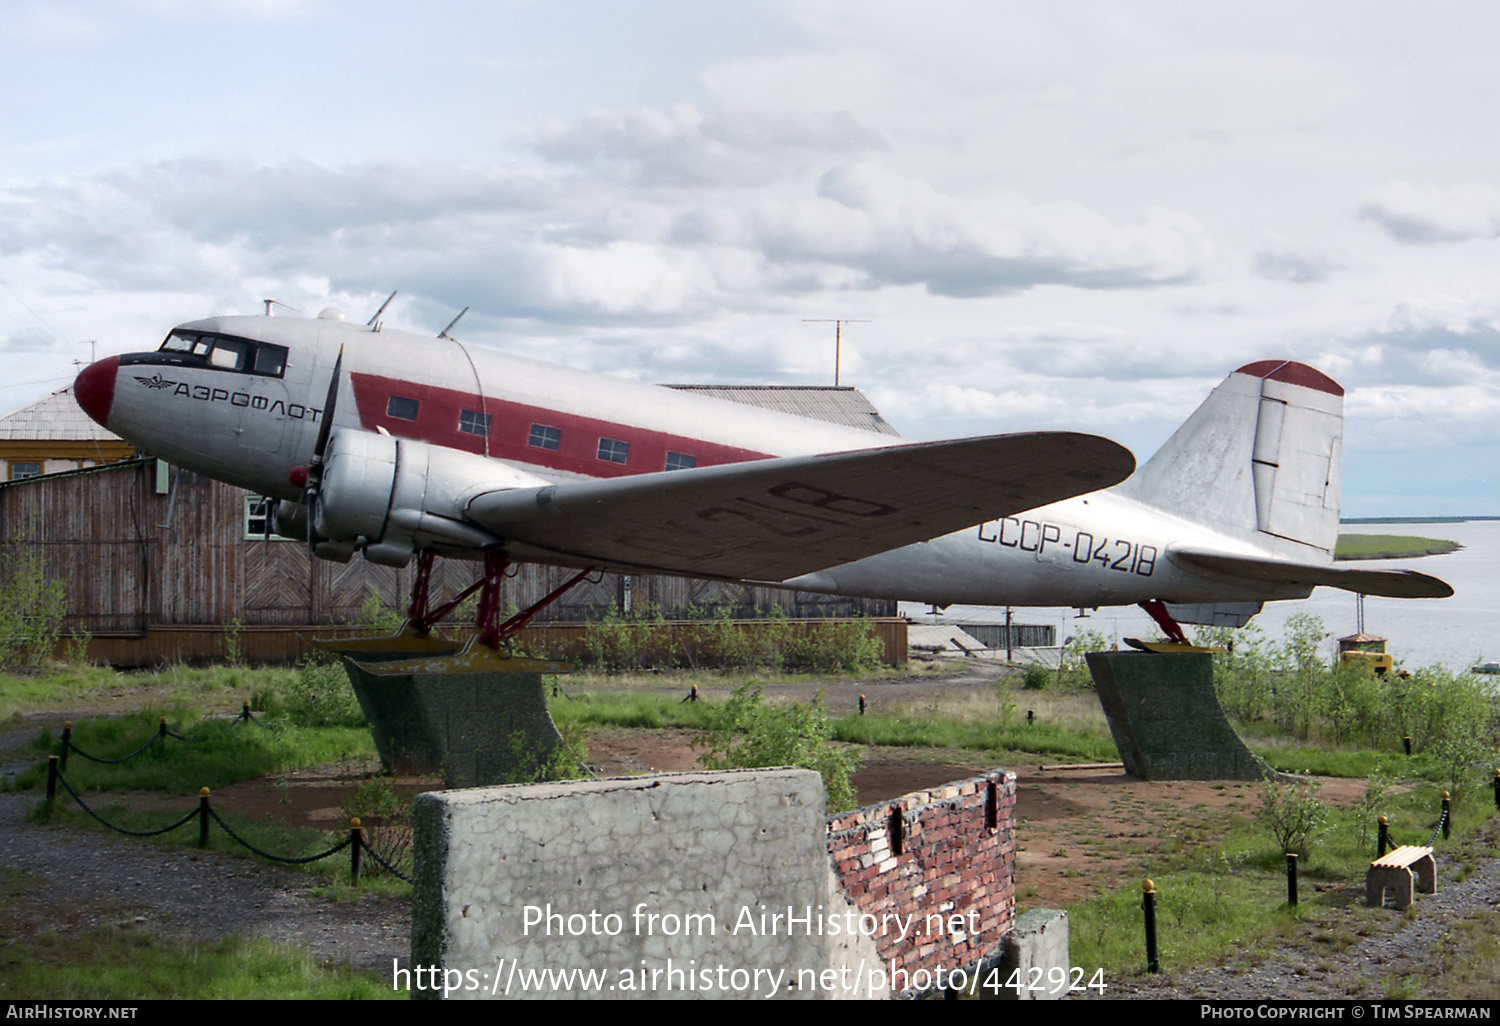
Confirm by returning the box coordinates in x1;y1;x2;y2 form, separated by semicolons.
72;311;1446;621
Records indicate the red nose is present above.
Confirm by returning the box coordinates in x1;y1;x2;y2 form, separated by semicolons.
74;356;119;426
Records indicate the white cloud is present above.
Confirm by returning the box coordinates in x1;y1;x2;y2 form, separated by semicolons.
747;163;1214;297
1359;181;1500;244
535;104;884;187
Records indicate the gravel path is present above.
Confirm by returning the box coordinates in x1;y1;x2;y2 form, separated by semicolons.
0;729;409;979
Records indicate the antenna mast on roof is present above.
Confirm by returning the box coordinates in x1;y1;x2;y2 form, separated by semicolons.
438;307;469;339
802;319;870;386
367;290;398;330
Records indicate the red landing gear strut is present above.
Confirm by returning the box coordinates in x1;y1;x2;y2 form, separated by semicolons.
1138;599;1189;644
406;548;596;649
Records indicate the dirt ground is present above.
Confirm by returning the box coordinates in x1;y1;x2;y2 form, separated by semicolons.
68;679;1368;914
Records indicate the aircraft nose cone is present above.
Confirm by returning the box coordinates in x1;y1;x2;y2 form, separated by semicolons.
74;356;118;426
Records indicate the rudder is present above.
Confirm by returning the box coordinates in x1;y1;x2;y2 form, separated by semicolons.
1119;361;1344;555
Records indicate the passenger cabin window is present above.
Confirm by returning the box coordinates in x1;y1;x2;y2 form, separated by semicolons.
458;410;490;436
387;396;419;421
528;424;561;451
597;438;630;465
664;452;696;471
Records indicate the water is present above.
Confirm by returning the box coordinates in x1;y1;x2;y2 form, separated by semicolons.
901;520;1500;672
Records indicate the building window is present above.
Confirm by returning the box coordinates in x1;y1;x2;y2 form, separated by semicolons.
664;452;696;471
597;438;630;465
458;409;490;436
243;495;285;540
387;395;419;421
528;424;561;450
9;463;41;481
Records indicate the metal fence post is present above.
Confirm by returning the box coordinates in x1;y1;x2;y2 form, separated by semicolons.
199;788;211;848
350;818;362;884
1441;792;1451;840
1286;853;1298;906
59;722;72;773
1142;878;1159;973
1377;815;1390;857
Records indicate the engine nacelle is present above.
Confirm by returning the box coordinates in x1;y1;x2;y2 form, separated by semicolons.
313;429;551;566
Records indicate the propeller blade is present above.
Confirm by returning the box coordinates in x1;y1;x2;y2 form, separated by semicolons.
304;347;344;553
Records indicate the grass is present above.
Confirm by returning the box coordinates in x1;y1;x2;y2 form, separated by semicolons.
1334;533;1460;560
549;683;1120;764
0;927;400;999
1064;778;1499;978
0;662;304;722
12;705;376;794
5;650;1497;994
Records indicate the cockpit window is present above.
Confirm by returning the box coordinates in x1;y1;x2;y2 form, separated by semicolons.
209;339;250;371
151;331;288;378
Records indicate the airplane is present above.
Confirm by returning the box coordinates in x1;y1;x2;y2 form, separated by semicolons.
70;306;1451;654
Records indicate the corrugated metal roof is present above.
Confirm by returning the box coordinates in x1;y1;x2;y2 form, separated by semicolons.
0;388;125;442
663;385;901;436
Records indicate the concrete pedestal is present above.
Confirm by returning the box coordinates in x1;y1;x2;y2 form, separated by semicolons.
1085;651;1271;780
342;658;568;787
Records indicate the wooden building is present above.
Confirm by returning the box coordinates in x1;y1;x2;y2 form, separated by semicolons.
0;383;903;665
0;457;895;665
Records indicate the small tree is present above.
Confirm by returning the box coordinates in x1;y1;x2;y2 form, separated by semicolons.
1254;777;1327;855
1056;629;1111;692
0;546;66;669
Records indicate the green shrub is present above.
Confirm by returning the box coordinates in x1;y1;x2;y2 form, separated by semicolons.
1021;665;1050;691
1204;616;1499;759
283;658;366;728
695;684;862;811
1254;777;1327;855
1056;629;1111;692
0;546;66;669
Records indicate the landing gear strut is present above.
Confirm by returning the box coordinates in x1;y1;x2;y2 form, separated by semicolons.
405;547;596;649
1138;599;1189;644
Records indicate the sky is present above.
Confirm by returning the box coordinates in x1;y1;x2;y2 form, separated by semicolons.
1;0;1497;515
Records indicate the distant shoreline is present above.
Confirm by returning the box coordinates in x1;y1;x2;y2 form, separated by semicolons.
1342;516;1500;524
1334;533;1462;561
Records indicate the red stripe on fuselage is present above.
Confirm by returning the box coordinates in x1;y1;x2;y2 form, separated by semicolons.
349;372;772;476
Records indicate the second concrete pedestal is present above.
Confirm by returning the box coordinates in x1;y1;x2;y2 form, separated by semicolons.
1085;650;1271;780
342;658;568;788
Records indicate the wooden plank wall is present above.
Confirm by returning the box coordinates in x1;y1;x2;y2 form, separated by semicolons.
0;460;897;642
75;618;908;668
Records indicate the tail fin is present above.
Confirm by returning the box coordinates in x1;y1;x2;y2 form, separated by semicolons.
1119;361;1344;556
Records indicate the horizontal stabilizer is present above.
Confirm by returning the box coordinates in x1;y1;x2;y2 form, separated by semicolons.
466;432;1134;581
1172;548;1453;599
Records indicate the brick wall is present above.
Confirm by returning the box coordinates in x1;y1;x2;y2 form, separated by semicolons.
825;770;1016;987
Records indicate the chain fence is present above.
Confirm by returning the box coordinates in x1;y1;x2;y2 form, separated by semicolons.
42;754;411;884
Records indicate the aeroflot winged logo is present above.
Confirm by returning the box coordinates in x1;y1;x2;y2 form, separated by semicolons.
134;374;176;390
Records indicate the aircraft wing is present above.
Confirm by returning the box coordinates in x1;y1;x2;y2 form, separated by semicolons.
464;432;1134;581
1171;548;1454;599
